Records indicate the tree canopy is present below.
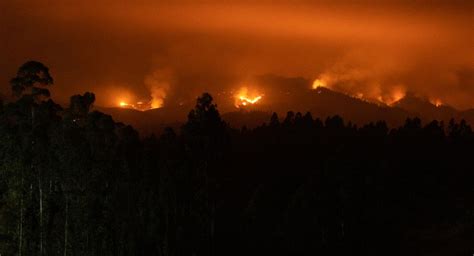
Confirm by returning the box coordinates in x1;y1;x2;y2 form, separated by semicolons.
0;62;473;256
10;61;53;100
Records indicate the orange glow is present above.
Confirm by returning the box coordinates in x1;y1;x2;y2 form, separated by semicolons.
234;87;263;108
312;78;327;89
118;101;136;109
4;1;473;110
240;95;262;104
312;74;334;90
118;99;157;111
430;98;443;107
117;98;164;111
387;88;406;105
376;87;406;105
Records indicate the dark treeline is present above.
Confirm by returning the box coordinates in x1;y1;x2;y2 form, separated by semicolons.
1;62;473;256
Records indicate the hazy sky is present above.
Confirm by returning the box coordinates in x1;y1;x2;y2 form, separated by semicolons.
1;0;473;110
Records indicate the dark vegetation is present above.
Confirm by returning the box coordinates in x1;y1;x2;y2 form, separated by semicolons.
97;76;474;135
1;62;473;256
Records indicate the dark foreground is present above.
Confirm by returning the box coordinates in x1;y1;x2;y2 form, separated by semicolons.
1;90;474;256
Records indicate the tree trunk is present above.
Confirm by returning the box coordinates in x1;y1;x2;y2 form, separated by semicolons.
64;197;68;256
19;170;23;256
31;101;42;256
39;174;43;256
210;201;215;256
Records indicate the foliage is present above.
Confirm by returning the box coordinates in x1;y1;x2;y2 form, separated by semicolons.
0;62;473;256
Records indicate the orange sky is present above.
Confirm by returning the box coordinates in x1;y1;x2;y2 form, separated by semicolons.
1;0;473;110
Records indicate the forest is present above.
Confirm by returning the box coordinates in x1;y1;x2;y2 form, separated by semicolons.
1;62;473;256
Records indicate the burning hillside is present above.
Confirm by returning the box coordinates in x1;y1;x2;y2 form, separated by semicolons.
234;87;264;108
118;100;158;111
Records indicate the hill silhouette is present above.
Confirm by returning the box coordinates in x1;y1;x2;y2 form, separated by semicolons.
392;93;456;122
96;85;474;134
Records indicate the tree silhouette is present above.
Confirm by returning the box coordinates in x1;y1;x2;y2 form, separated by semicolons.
270;112;280;127
182;93;226;137
10;61;53;101
69;92;95;117
66;92;96;126
283;111;295;126
1;66;474;256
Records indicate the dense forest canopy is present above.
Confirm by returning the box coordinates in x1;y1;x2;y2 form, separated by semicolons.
1;62;473;255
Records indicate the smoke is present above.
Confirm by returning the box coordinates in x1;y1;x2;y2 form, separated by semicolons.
1;0;473;110
312;51;409;105
312;46;473;107
144;69;173;109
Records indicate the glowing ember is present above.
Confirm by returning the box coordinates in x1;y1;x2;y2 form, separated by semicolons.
235;87;263;108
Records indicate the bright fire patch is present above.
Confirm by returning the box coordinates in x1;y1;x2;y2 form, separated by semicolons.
118;100;159;111
430;98;443;107
312;79;327;89
384;88;406;105
234;87;263;108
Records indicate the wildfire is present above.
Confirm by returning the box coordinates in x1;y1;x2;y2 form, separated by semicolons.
118;101;137;109
385;88;406;105
240;95;262;105
430;98;443;107
375;87;406;106
118;100;158;111
312;79;326;89
312;75;332;90
234;87;263;108
114;69;171;111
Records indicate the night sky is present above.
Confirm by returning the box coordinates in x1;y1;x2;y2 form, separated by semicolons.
2;0;473;110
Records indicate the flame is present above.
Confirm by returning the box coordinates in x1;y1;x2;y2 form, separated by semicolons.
118;101;137;109
312;79;326;89
430;98;443;107
149;87;166;109
145;69;171;110
118;100;155;111
375;86;406;105
387;88;406;105
312;75;333;90
234;87;263;108
240;95;262;104
111;68;171;111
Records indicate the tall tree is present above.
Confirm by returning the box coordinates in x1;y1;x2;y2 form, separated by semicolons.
10;61;55;256
10;61;53;102
181;93;228;256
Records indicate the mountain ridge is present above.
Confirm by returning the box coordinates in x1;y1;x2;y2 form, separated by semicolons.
94;86;474;134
